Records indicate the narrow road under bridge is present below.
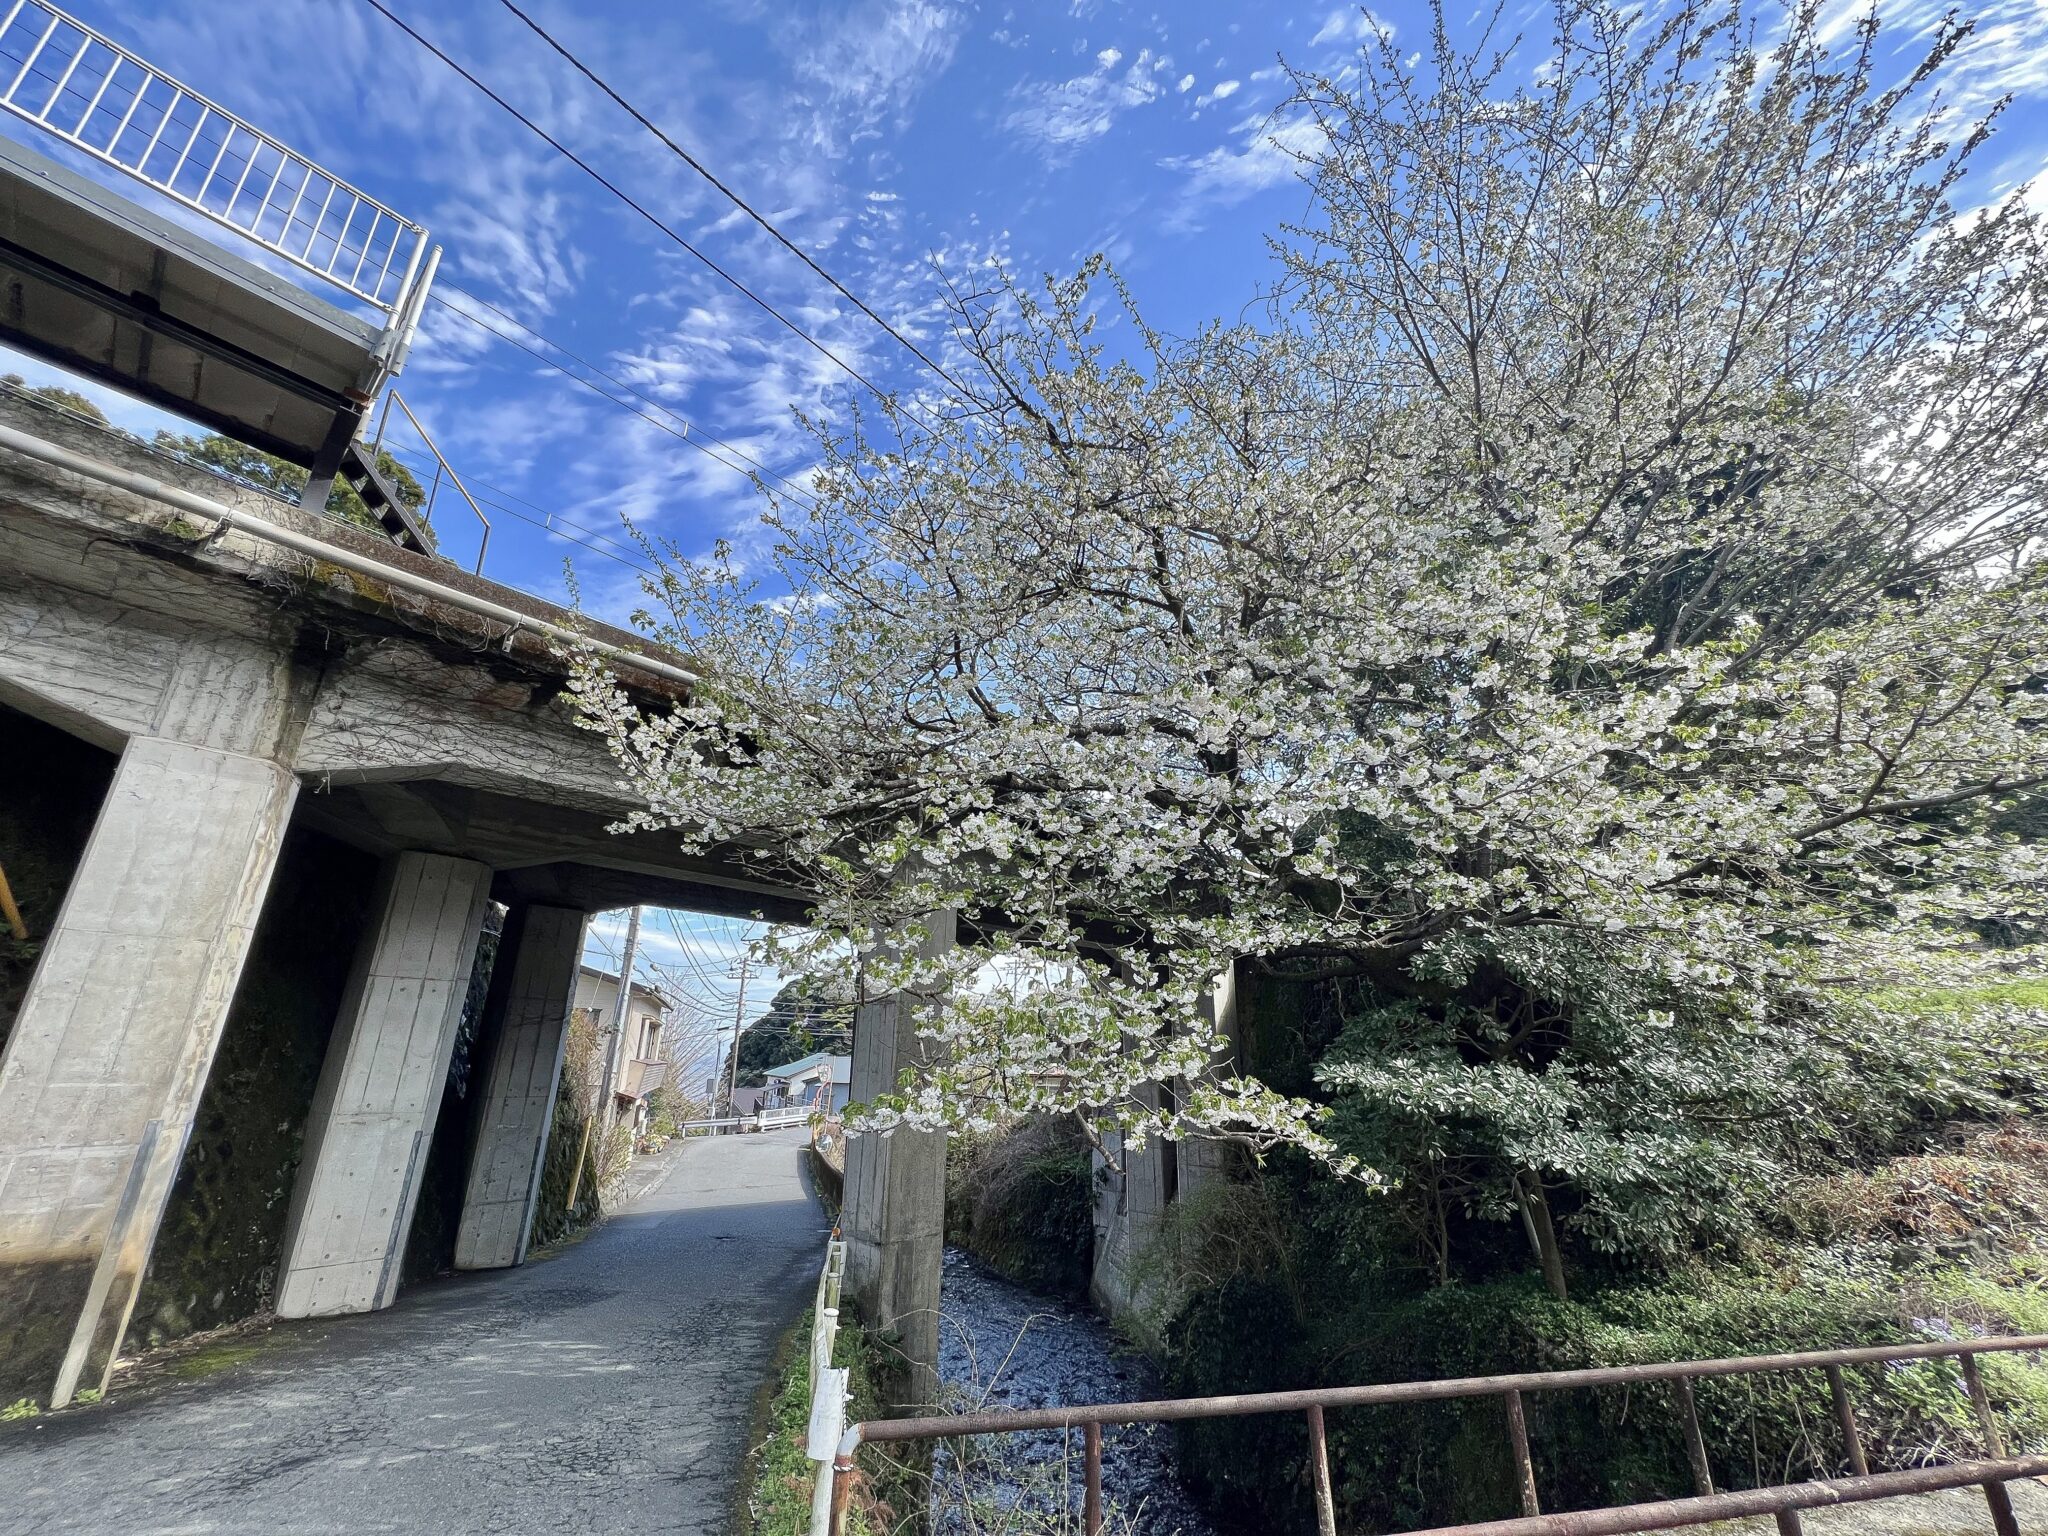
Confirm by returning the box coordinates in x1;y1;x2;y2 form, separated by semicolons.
0;1130;826;1535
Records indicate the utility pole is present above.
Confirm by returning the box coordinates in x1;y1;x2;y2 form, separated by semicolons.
593;905;641;1168
570;905;644;1211
724;954;750;1116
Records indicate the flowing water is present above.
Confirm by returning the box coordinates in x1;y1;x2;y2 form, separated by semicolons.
933;1248;1217;1536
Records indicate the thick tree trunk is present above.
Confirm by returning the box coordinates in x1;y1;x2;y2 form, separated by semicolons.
1515;1170;1569;1303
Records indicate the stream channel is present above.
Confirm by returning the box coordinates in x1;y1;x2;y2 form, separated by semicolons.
932;1247;1218;1536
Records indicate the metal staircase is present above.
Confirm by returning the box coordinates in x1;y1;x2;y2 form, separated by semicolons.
337;438;433;554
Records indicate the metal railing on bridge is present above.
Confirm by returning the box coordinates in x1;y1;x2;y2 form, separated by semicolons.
826;1330;2048;1536
678;1104;816;1136
0;0;430;313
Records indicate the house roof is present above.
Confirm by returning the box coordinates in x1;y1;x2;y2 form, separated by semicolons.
763;1051;852;1085
576;962;667;1014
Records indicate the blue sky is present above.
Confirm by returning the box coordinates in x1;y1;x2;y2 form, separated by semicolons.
9;0;2047;613
6;0;2047;1061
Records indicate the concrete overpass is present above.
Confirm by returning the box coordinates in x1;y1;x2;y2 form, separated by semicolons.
0;5;946;1415
0;390;942;1411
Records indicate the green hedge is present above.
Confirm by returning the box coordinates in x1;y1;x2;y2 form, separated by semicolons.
1166;1259;2048;1532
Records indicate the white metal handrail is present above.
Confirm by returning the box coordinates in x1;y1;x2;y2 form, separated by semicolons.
677;1104;815;1135
805;1236;850;1536
371;390;490;573
0;0;428;311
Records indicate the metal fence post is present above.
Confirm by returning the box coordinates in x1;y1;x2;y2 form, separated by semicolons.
1083;1420;1104;1536
1503;1388;1541;1517
1674;1375;1713;1496
1961;1354;2022;1536
1306;1403;1339;1536
1826;1364;1867;1477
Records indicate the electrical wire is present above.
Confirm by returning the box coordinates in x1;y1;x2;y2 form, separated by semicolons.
493;0;971;399
376;439;657;576
375;442;657;578
427;286;819;510
360;0;907;413
432;282;815;499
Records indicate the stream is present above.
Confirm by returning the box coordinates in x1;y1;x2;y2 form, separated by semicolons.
933;1248;1217;1536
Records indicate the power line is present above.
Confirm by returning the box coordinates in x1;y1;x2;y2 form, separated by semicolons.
376;441;659;578
361;0;906;411
428;286;819;509
493;0;971;399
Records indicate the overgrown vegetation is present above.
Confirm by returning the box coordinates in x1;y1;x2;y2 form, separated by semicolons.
947;1118;1097;1300
0;370;432;544
151;429;431;545
529;1008;614;1246
1156;997;2048;1531
745;1308;910;1536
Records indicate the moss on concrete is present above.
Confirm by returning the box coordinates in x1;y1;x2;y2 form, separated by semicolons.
129;828;381;1349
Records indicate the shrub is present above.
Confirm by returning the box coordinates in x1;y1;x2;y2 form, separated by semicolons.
1159;1164;2048;1532
947;1117;1096;1299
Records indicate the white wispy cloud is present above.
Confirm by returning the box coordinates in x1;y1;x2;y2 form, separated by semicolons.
783;0;969;153
1160;113;1331;232
1310;7;1389;48
1003;46;1171;157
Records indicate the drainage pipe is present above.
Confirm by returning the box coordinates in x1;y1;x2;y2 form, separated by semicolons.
0;421;699;689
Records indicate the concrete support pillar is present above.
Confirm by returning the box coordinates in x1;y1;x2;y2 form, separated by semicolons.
454;903;586;1271
1090;1082;1171;1320
1091;964;1242;1320
0;737;295;1407
1177;963;1242;1197
843;909;955;1405
275;852;491;1319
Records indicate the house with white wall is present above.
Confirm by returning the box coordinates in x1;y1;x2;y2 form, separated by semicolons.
762;1051;852;1115
573;964;670;1135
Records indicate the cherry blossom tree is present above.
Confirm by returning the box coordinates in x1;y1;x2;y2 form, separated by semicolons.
574;0;2048;1235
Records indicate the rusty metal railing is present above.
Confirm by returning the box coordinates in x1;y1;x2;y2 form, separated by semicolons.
827;1332;2048;1536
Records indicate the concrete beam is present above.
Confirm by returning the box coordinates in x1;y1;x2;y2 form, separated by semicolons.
0;735;296;1407
454;904;585;1271
842;910;955;1404
275;852;491;1318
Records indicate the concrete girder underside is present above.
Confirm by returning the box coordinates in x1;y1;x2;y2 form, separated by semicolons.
0;396;959;1409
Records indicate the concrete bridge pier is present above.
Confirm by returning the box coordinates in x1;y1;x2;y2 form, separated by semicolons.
275;853;493;1319
0;392;819;1404
842;909;955;1404
0;663;304;1408
455;903;587;1271
1091;966;1243;1320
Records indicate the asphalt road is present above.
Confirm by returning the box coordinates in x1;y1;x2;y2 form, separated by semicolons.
0;1129;829;1535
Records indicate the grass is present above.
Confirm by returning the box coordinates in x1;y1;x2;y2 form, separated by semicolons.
168;1340;265;1380
744;1306;907;1536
